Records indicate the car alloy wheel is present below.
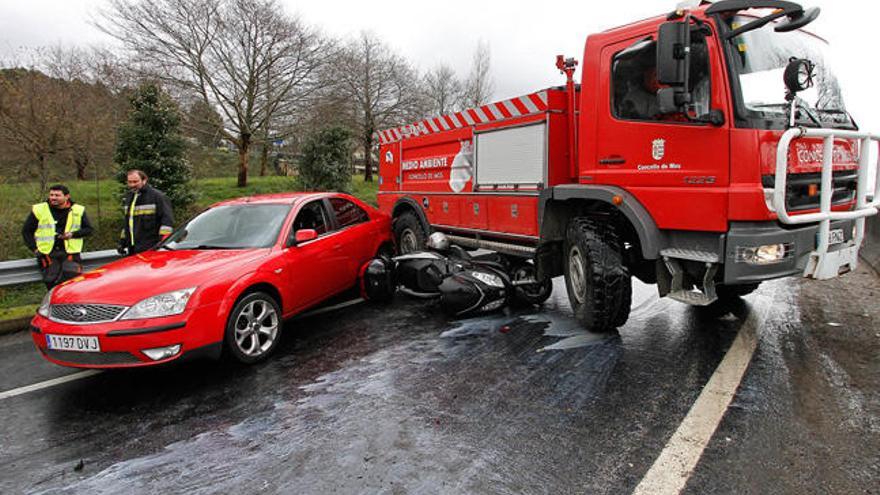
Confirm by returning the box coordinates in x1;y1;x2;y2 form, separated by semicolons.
225;292;282;363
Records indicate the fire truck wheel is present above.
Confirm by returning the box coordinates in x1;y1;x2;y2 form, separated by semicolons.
511;262;553;306
564;218;631;332
394;211;427;254
716;282;761;300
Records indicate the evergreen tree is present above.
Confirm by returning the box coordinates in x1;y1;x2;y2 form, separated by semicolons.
114;82;194;209
297;126;352;192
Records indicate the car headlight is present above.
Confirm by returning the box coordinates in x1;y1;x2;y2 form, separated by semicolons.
121;287;196;320
38;288;53;317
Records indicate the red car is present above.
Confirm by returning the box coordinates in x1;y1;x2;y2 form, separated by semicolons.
30;192;393;368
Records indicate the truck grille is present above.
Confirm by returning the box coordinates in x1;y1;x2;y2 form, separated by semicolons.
50;304;127;324
763;170;858;212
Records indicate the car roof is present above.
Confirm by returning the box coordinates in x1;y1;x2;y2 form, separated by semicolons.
210;191;346;208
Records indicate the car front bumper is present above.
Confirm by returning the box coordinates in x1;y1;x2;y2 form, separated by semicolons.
30;302;223;369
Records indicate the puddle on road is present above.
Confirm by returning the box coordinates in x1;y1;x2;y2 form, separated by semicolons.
440;276;653;352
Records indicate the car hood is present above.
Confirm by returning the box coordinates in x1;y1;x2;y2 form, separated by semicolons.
52;249;272;306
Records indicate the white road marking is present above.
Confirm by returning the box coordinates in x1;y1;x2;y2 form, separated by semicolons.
0;370;102;401
632;304;763;495
0;298;366;401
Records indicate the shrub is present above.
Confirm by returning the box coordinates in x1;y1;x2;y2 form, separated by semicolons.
296;126;352;192
114;82;195;210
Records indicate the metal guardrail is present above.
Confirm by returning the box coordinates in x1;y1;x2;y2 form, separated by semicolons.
0;250;120;287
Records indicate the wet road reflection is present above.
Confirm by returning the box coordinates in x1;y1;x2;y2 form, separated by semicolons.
2;272;873;494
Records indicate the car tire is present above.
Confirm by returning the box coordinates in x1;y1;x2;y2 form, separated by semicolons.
563;217;632;332
224;292;282;364
394;211;427;254
510;261;553;306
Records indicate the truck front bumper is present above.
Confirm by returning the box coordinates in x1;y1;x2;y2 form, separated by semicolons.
723;220;857;284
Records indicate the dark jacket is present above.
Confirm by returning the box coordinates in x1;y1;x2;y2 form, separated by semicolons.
120;184;174;254
22;202;93;254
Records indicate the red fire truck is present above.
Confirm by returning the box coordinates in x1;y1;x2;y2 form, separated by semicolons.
377;0;879;331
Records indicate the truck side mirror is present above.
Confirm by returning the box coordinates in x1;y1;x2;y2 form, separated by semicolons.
657;21;690;87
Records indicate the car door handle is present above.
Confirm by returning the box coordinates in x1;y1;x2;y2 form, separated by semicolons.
333;244;343;250
599;156;626;165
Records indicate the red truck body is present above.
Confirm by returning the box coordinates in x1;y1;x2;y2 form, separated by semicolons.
377;0;879;329
378;89;568;238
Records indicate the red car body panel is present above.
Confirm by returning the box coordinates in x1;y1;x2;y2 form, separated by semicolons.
31;192;392;368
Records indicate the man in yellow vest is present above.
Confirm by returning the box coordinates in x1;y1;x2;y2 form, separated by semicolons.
21;184;93;288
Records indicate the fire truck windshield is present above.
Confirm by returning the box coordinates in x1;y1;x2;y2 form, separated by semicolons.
725;14;854;129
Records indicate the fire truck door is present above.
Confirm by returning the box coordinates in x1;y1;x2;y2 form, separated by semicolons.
591;31;730;232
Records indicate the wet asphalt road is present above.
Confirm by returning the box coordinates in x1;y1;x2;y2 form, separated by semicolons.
0;267;877;494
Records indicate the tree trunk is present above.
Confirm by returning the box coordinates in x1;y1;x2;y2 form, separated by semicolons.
75;157;88;181
37;153;49;191
363;132;373;182
237;134;251;187
259;143;269;177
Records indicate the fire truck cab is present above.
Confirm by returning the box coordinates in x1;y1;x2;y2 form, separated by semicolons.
377;0;879;331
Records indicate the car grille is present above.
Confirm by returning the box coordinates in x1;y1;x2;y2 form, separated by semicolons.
49;304;127;324
44;349;140;365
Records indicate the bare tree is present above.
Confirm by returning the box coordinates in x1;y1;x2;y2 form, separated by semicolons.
182;99;224;148
422;64;462;116
43;47;126;181
462;40;495;108
334;32;421;182
99;0;330;187
0;68;70;189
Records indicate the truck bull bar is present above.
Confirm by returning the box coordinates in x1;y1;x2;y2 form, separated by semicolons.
774;127;880;279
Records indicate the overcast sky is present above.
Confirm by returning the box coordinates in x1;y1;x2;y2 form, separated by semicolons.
1;0;878;131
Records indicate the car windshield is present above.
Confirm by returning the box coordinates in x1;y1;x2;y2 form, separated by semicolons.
163;204;291;250
726;13;852;127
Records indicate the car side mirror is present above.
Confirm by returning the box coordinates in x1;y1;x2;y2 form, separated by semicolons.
292;229;318;245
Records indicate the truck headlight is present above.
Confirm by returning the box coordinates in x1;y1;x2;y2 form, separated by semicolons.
735;244;790;265
38;288;53;317
121;287;196;320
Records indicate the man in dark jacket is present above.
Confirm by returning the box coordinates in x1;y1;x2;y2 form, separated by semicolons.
119;169;174;255
22;184;94;288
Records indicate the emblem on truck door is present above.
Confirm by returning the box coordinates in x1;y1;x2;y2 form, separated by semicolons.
652;139;666;161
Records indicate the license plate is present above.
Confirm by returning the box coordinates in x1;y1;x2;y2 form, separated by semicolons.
46;334;100;352
828;228;845;245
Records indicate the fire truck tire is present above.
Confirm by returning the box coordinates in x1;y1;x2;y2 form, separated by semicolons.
564;218;631;332
511;261;553;306
394;211;427;254
716;282;761;300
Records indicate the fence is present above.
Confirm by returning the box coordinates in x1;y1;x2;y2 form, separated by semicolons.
0;250;119;287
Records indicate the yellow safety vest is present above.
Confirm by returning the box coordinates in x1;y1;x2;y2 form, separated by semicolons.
32;202;84;255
